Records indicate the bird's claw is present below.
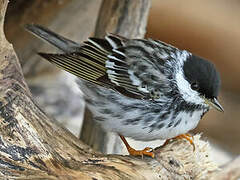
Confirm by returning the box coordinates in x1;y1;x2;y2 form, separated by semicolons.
159;133;196;151
175;134;195;151
127;147;155;158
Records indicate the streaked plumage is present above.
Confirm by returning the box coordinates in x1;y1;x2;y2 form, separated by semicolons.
25;24;223;142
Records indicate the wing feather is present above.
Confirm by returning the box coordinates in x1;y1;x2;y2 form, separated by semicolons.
105;37;171;99
38;33;172;100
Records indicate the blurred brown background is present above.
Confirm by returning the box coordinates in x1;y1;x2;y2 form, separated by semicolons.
4;0;240;163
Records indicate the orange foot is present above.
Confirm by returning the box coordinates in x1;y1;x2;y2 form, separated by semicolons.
119;135;155;158
161;133;195;151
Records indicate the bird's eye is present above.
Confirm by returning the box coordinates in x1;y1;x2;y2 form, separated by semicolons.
191;82;199;90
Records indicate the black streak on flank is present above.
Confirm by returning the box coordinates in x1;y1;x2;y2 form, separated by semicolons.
159;111;171;120
157;123;165;129
148;122;163;133
111;112;124;119
123;118;141;126
173;118;181;128
144;115;154;124
168;121;173;128
94;116;106;122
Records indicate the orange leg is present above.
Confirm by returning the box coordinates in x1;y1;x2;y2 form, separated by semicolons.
175;133;195;151
119;135;155;158
161;133;195;151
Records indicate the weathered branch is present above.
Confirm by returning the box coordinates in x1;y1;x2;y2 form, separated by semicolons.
0;0;239;179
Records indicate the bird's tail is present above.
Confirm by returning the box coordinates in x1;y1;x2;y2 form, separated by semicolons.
25;24;81;53
25;24;115;86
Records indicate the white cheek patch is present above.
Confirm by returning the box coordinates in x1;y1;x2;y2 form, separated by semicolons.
175;70;204;105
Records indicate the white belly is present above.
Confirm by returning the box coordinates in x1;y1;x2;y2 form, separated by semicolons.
77;79;207;141
98;109;205;141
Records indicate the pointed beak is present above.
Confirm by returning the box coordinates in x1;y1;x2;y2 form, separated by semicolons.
205;97;224;112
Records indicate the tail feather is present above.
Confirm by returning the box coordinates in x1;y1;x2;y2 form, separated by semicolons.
36;36;115;86
26;25;140;96
25;24;80;53
25;24;112;85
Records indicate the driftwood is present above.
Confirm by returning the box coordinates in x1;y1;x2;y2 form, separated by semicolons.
0;0;239;179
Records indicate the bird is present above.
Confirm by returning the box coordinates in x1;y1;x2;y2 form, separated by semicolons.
25;24;224;158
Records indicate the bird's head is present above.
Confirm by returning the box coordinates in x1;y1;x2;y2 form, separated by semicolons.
174;54;223;112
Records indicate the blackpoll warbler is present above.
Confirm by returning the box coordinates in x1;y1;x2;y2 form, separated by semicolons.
26;24;223;158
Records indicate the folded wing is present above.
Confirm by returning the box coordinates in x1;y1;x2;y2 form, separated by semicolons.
38;34;169;100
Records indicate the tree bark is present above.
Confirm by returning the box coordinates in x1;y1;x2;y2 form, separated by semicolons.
0;0;239;179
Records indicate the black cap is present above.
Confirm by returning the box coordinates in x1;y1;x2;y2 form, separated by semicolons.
183;55;221;99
